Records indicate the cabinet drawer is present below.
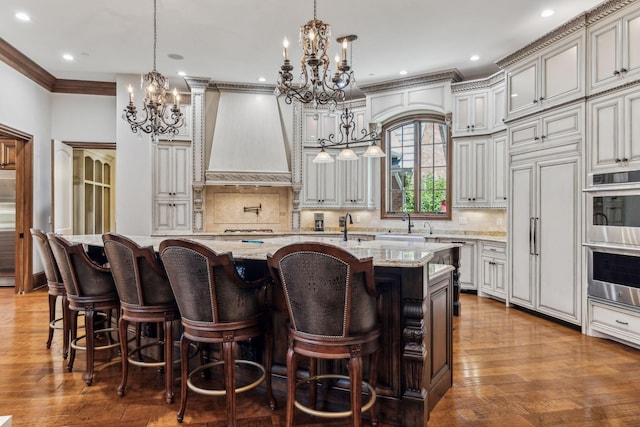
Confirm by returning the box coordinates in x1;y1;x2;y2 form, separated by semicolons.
508;104;583;153
589;300;640;342
481;242;505;257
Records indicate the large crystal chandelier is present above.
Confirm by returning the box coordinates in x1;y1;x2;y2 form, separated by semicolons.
123;0;183;141
275;0;354;107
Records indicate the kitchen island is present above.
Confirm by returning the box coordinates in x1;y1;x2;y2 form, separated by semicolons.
67;234;458;426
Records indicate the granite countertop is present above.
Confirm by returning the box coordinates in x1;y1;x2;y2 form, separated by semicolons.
65;234;461;268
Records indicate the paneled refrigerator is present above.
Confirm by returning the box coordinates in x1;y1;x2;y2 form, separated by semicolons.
0;170;16;286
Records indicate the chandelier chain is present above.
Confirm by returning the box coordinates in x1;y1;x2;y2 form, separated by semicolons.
153;0;157;71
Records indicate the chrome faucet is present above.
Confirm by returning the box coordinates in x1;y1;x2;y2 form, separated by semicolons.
343;213;354;241
402;212;414;234
423;221;433;234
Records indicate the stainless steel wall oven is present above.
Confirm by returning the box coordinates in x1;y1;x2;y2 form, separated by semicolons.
586;170;640;309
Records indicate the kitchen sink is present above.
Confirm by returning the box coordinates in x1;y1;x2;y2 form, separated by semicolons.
375;234;428;242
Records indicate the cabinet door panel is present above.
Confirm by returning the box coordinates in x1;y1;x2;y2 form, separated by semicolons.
154;202;173;231
508;62;537;114
624;92;640;166
473;139;488;203
173;145;191;198
537;158;579;321
509;119;539;150
623;11;640;79
492;135;508;206
543;44;579;101
590;97;621;170
155;145;173;197
510;165;535;307
472;93;488;131
494;259;506;296
591;23;619;89
454;97;470;134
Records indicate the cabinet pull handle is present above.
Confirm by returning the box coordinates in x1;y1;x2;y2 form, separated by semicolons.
615;319;629;326
541;135;546;139
533;99;538;104
534;137;539;141
529;217;535;255
533;218;540;256
614;70;620;76
539;97;545;102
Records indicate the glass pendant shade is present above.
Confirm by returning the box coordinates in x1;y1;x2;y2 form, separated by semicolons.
337;147;358;161
313;148;334;163
362;143;386;158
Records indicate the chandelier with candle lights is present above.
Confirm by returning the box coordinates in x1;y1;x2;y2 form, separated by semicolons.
274;0;355;107
123;0;183;140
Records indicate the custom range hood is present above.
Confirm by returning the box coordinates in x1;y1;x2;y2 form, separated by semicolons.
206;86;291;186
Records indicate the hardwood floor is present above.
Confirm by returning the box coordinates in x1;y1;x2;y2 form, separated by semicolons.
1;288;639;426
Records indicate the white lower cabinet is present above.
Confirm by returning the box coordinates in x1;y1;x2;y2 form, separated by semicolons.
588;299;640;348
509;154;581;324
479;242;506;300
154;199;191;232
439;239;476;291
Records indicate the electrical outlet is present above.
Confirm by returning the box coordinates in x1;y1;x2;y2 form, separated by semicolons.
356;215;361;223
458;216;467;225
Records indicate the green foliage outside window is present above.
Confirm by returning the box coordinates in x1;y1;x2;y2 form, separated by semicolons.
401;172;447;213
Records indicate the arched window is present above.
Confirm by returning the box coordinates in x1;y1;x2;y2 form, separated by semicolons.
381;114;451;220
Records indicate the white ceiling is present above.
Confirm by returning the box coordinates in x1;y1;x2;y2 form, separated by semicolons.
1;0;604;91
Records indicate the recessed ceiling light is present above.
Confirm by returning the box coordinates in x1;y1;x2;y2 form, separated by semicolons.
257;77;266;82
178;71;186;77
62;53;74;61
399;70;408;75
541;9;554;17
168;53;184;60
15;12;30;22
511;93;519;97
470;55;480;61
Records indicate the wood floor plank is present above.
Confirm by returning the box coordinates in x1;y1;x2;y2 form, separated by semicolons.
1;289;640;426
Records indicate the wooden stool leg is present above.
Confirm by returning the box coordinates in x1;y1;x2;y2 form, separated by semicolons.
349;352;363;427
47;293;56;349
309;357;317;410
84;307;96;386
177;335;190;423
265;325;276;410
62;296;70;359
163;319;174;404
369;350;379;427
285;346;297;427
67;310;78;372
223;340;237;427
117;317;129;397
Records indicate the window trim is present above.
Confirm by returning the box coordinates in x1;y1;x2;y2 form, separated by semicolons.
380;113;452;221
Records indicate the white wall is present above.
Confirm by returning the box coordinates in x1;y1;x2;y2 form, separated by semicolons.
51;93;116;142
0;62;52;239
114;74;153;235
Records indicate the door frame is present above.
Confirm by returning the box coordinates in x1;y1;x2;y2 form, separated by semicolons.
0;124;33;294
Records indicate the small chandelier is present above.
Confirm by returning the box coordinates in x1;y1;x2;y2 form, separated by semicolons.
313;107;386;163
123;0;183;141
274;0;355;107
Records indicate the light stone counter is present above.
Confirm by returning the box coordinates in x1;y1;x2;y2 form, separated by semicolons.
66;234;459;268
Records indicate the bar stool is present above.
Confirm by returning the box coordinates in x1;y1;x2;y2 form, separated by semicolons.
267;242;381;427
159;238;276;425
102;232;180;404
31;228;69;358
48;233;121;386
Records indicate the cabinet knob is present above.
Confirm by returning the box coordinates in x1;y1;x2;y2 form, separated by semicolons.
534;137;540;141
471;125;475;130
622;158;629;162
472;198;476;201
533;99;538;104
539;97;545;102
614;70;621;76
503;197;507;200
466;125;470;129
615;158;621;163
620;68;628;74
541;135;546;139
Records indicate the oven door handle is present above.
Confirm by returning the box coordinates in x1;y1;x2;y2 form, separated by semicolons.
529;217;535;255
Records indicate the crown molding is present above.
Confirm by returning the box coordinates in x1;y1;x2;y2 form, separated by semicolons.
52;80;116;96
0;37;56;91
205;171;292;186
586;0;638;25
1;37;117;96
208;81;276;95
359;69;463;94
451;71;505;93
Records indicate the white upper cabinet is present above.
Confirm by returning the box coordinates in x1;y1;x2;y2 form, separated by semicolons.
453;91;488;136
490;133;508;208
453;138;491;208
588;87;640;172
588;3;640;94
303;110;338;146
451;74;505;137
506;33;585;120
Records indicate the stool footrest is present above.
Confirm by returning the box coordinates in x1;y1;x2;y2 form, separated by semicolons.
187;359;266;396
294;374;376;419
